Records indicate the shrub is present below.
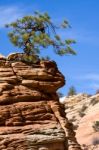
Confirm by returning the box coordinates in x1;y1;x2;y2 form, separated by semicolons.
90;98;98;106
78;105;87;118
78;111;85;117
92;137;99;145
92;121;99;132
67;86;77;96
81;104;87;112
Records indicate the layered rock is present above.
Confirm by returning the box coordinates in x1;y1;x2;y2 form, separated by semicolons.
63;94;99;149
62;94;90;126
0;53;81;150
76;95;99;147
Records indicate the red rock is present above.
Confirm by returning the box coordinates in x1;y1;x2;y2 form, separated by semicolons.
0;53;81;150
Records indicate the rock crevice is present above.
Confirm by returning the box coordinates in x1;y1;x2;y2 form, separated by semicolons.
0;53;81;150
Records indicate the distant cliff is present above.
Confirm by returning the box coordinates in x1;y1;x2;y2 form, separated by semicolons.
62;94;99;149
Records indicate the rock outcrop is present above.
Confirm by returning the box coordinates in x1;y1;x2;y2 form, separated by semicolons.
63;94;99;149
62;94;90;126
0;53;81;150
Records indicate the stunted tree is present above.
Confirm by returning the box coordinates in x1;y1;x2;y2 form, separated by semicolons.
6;11;76;57
68;86;77;96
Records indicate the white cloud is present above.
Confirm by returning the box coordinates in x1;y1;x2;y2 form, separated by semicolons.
89;83;99;90
0;6;24;28
72;73;99;91
74;73;99;81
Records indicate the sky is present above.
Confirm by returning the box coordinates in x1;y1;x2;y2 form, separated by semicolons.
0;0;99;95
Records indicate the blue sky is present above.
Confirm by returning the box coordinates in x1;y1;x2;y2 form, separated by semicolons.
0;0;99;95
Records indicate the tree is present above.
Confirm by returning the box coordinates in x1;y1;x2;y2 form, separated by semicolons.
67;86;77;96
6;11;76;57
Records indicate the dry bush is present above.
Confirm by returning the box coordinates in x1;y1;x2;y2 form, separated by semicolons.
92;121;99;132
92;137;99;145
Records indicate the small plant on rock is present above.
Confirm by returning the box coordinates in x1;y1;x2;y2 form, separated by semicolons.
78;111;85;117
78;105;87;118
92;137;99;145
92;121;99;132
90;98;98;106
81;104;87;112
67;86;77;96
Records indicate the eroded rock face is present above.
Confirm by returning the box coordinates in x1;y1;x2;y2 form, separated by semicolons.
0;53;81;150
63;94;99;149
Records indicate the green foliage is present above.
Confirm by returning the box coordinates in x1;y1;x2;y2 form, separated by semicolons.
92;121;99;132
67;86;77;96
92;138;99;145
6;11;76;56
78;105;87;118
80;104;87;112
90;98;98;106
78;111;85;118
41;56;50;61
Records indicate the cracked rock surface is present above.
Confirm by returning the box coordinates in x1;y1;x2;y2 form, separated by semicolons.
0;53;81;150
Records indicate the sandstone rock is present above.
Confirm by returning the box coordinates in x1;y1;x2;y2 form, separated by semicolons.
63;94;90;126
0;53;81;150
0;54;6;60
63;94;99;149
7;53;40;63
76;101;99;146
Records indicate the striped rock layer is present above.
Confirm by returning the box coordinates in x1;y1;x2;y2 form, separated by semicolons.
0;53;81;150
